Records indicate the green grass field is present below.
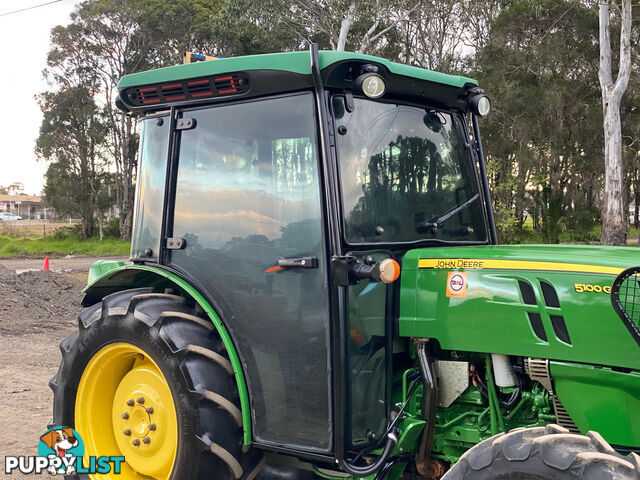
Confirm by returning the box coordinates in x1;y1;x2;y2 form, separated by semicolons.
0;234;130;258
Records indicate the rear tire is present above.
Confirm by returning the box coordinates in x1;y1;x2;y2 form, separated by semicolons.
49;288;262;480
443;424;640;480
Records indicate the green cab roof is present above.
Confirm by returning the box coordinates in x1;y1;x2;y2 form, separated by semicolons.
117;50;477;90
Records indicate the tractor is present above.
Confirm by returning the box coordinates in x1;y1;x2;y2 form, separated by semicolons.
49;45;640;480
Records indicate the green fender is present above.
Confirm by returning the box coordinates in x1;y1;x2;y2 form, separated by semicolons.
83;261;252;445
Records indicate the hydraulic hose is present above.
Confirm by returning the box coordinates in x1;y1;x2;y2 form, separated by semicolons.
415;339;438;477
338;429;399;477
337;369;422;477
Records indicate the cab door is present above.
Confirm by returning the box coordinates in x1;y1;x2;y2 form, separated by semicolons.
166;93;333;452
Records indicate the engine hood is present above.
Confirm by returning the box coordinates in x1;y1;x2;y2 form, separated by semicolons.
399;244;640;369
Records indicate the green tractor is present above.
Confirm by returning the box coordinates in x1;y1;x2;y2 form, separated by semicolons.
50;45;640;480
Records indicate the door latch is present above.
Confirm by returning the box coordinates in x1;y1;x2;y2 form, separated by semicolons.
265;256;318;272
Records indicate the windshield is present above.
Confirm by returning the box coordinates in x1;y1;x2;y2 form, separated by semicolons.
333;97;487;244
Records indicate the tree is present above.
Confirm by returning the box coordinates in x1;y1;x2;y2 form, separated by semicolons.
44;0;292;240
5;183;24;195
599;0;632;246
243;0;412;54
37;86;108;238
47;1;154;240
393;0;466;71
476;0;602;243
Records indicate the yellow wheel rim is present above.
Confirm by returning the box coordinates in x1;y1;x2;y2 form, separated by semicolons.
75;342;178;480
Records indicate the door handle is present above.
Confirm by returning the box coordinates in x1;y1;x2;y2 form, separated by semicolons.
266;256;318;272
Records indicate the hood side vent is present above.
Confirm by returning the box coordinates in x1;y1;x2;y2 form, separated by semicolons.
519;281;537;305
550;315;571;344
541;281;560;308
527;312;548;342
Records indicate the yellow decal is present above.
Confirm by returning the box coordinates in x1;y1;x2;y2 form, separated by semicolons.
446;272;468;298
574;283;612;294
418;258;623;276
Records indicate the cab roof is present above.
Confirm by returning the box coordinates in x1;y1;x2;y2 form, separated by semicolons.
117;50;479;114
118;50;477;90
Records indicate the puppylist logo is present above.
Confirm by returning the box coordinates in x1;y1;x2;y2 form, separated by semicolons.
4;426;124;475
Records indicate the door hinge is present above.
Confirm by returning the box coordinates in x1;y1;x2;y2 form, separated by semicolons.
175;117;196;131
165;237;186;250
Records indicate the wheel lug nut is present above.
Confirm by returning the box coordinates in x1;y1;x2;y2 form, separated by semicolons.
146;406;154;414
126;399;134;406
137;397;145;404
143;437;151;444
132;439;140;446
121;412;129;420
123;429;131;436
149;423;156;431
138;353;145;360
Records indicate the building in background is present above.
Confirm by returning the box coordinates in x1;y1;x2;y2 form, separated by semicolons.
0;195;57;220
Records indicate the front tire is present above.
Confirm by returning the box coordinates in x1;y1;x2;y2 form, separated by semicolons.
49;288;261;480
443;424;640;479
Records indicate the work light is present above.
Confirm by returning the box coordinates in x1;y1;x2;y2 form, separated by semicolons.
357;73;386;98
469;94;491;117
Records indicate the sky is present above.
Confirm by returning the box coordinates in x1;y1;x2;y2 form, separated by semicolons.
0;0;77;195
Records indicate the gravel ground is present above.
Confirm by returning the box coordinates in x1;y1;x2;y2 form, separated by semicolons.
0;258;117;479
0;255;128;274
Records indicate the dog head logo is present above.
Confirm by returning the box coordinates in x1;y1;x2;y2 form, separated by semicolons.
40;427;78;457
37;426;84;476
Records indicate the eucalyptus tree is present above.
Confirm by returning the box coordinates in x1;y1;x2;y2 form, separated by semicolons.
598;0;632;246
476;0;602;243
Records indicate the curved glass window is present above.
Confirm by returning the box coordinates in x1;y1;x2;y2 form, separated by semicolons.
334;98;487;244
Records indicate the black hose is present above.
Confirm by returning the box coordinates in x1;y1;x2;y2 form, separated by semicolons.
415;341;438;475
373;458;399;480
499;371;522;410
349;376;421;466
339;430;399;477
473;365;522;410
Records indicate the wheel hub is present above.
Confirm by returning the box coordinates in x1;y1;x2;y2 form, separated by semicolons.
76;343;177;480
112;360;174;476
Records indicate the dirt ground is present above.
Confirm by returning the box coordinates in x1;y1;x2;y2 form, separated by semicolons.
0;256;127;479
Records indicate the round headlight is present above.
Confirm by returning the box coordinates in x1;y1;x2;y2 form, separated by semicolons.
469;94;491;117
357;73;386;98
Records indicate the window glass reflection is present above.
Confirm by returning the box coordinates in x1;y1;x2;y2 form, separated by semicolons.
170;94;331;451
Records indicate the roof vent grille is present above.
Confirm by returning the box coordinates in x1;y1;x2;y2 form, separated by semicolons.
123;72;250;108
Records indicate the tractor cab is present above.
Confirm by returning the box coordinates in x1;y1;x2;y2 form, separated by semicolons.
120;46;493;457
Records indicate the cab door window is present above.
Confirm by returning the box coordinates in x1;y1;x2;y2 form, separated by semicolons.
169;93;332;451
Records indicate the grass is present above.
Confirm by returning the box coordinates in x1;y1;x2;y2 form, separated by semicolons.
505;221;640;245
0;234;130;258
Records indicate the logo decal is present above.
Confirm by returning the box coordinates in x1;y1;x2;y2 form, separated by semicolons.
4;426;124;475
574;283;612;294
446;272;468;298
418;258;622;276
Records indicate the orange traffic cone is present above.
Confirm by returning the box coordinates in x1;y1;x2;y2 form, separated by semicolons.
43;256;50;271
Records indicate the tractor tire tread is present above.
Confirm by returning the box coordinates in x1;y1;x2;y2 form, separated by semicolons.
443;424;640;479
187;344;234;375
162;311;215;331
208;440;244;479
50;288;257;480
202;390;243;427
